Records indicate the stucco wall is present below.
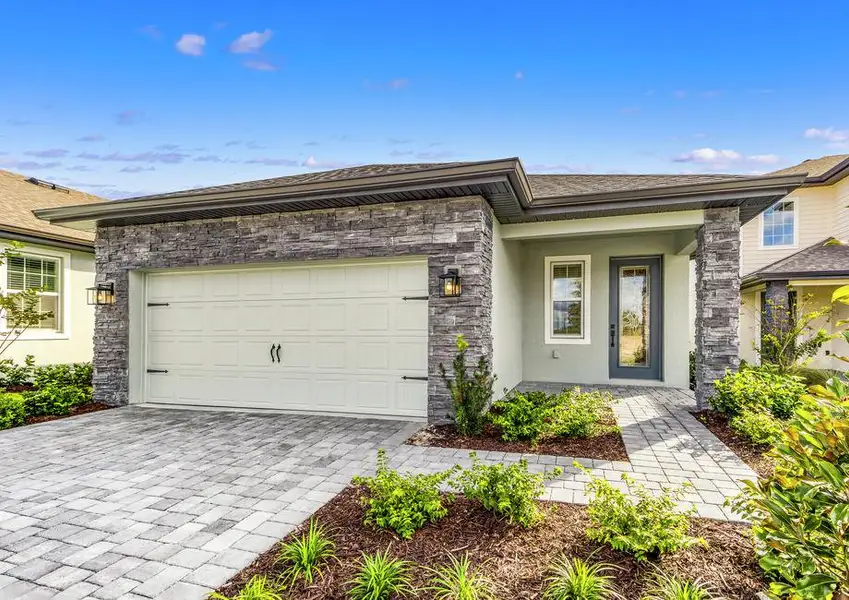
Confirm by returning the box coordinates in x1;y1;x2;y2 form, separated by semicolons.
519;232;690;388
93;197;494;423
740;290;760;365
2;241;94;365
740;185;836;275
491;220;524;397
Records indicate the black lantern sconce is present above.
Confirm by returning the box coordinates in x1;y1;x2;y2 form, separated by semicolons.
438;268;462;298
87;282;115;306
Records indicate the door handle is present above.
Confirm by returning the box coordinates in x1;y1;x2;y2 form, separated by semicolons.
609;324;616;348
275;344;281;364
270;344;277;363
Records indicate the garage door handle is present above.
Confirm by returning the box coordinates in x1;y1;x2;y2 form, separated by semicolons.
270;344;277;363
402;376;428;381
146;369;168;374
275;344;281;363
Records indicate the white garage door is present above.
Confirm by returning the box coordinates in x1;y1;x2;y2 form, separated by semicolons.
144;259;429;418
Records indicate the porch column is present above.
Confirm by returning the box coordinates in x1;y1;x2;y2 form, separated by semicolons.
761;280;791;363
694;207;741;409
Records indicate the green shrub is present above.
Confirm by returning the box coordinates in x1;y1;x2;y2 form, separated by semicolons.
23;385;91;418
352;449;458;540
0;393;26;429
276;519;335;586
424;553;496;600
729;408;784;446
348;550;413;600
209;576;284;600
580;467;704;561
0;355;34;388
710;367;805;419
32;362;93;389
640;571;719;600
487;390;552;443
543;556;622;600
730;378;849;600
453;452;562;527
440;335;496;437
549;389;614;439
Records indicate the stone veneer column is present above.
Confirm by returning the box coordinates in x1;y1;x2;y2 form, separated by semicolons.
92;197;494;424
694;207;741;409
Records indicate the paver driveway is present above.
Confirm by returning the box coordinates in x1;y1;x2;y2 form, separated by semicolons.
0;407;419;599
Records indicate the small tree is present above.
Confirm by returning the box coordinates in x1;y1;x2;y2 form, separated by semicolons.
0;245;54;359
439;335;495;436
757;294;833;374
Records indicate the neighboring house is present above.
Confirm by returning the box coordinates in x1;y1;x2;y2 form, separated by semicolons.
35;160;805;419
738;154;849;370
1;170;103;364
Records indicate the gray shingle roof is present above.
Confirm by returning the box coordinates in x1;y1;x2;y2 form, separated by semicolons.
746;238;849;280
768;154;849;180
526;173;747;199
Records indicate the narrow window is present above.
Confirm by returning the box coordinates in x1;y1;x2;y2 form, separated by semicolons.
545;255;590;343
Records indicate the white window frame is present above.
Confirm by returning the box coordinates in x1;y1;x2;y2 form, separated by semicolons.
760;199;798;249
0;244;71;340
544;255;591;345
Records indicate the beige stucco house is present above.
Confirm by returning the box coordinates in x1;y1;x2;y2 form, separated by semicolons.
35;160;804;419
737;155;849;370
1;170;103;365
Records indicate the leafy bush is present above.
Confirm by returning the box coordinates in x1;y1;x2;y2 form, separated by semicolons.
549;389;614;439
640;571;719;600
424;553;496;600
580;467;704;561
543;556;622;600
209;576;284;600
729;408;784;446
487;390;552;443
23;385;91;418
276;519;335;586
0;393;26;430
440;335;496;436
348;550;413;600
0;355;34;388
730;378;849;600
453;452;562;527
352;449;458;540
32;362;93;389
710;367;805;419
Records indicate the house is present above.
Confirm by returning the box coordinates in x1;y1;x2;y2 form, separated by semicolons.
1;170;103;365
738;154;849;370
34;159;805;420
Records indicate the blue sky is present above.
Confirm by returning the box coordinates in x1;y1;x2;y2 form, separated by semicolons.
1;0;847;199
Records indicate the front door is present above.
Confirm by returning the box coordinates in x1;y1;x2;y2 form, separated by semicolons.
609;256;662;380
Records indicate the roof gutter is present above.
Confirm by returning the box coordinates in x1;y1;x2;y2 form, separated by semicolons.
743;270;849;289
0;227;94;252
34;159;526;225
803;159;849;186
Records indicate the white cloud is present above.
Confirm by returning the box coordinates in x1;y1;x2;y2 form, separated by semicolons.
243;59;278;71
804;127;849;144
302;156;355;170
515;70;524;80
673;147;780;168
176;34;206;56
229;30;273;54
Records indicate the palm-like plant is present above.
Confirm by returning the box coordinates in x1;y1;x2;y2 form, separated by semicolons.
641;572;722;600
348;549;414;600
543;555;623;600
209;575;284;600
424;553;497;600
276;518;335;586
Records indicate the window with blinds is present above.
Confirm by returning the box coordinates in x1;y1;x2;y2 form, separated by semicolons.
5;254;60;330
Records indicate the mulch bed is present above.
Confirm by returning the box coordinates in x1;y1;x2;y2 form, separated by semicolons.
24;402;113;425
216;487;766;599
406;418;628;462
692;410;775;478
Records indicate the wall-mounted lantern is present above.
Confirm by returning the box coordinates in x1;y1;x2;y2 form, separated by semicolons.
438;268;462;298
87;282;115;306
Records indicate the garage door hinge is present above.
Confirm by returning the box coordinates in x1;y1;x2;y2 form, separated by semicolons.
147;302;170;307
401;296;429;301
401;375;428;381
146;369;169;374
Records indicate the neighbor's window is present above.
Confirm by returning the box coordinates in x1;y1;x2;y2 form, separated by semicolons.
5;254;60;330
546;256;590;343
762;200;796;247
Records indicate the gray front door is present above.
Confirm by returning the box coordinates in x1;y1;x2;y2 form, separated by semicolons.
609;256;662;380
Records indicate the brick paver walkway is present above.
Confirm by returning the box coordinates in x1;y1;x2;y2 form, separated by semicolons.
0;386;756;599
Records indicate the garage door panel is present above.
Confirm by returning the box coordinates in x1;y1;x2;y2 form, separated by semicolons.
145;260;428;417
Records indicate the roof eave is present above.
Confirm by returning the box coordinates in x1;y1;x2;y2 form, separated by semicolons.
0;226;94;251
743;270;849;289
803;159;849;186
